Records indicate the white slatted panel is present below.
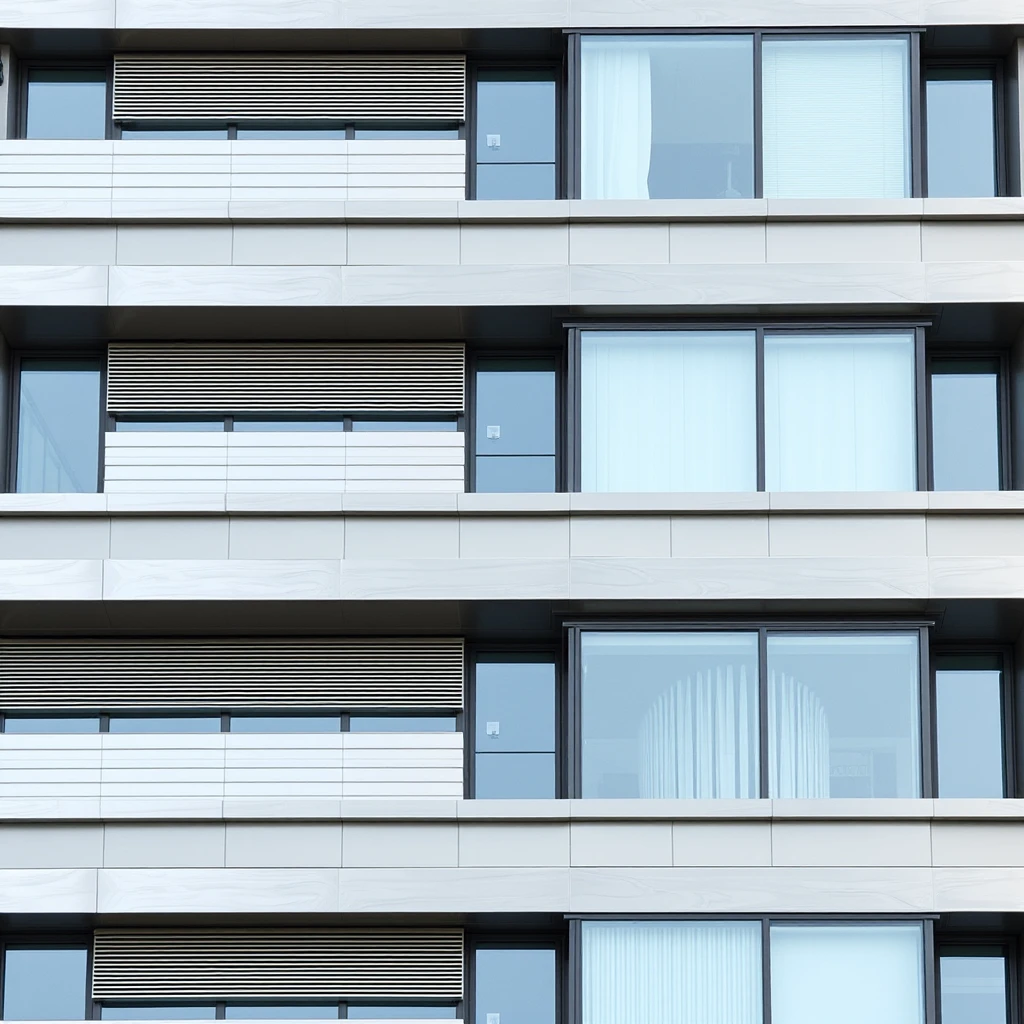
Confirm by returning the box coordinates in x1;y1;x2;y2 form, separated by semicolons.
113;54;466;122
92;929;464;999
106;343;466;413
0;638;464;710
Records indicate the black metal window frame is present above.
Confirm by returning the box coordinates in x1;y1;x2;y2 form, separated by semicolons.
566;914;938;1024
0;935;93;1020
465;931;566;1024
565;619;934;800
936;934;1020;1024
565;320;931;493
565;28;927;200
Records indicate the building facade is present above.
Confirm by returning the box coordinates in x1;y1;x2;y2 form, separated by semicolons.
0;2;1022;1023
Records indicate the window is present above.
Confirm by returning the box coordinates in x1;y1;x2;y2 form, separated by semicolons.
119;128;229;139
939;947;1009;1024
16;360;102;494
100;1008;216;1020
474;656;557;798
229;717;343;733
239;127;349;139
2;947;88;1020
350;419;458;432
107;717;222;734
576;327;920;494
935;654;1007;798
930;358;1003;490
116;420;224;432
474;357;557;492
2;717;100;733
579;34;911;200
348;1009;457;1020
926;68;998;197
475;70;557;199
232;420;346;432
473;947;556;1024
580;632;759;798
25;68;107;139
224;1007;338;1019
349;717;457;732
354;128;460;140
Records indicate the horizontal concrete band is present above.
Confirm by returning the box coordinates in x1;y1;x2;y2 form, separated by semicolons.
2;0;1022;30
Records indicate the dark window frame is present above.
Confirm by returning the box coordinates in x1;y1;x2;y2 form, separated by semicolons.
565;619;934;800
566;320;930;494
936;935;1019;1024
922;58;1006;199
0;935;92;1020
18;60;114;140
564;29;926;200
466;931;565;1024
567;914;937;1024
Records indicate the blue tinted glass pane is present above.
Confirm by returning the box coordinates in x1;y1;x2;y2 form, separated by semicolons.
101;1009;216;1020
116;421;223;432
475;659;556;752
354;129;460;140
225;1009;337;1019
936;659;1005;798
926;74;997;198
941;954;1007;1024
476;163;556;200
17;360;101;494
230;717;342;733
348;1010;456;1020
349;717;457;732
475;456;556;493
474;949;556;1024
476;361;556;455
351;420;458;432
3;948;88;1020
237;129;348;139
120;129;229;139
475;753;556;798
476;74;556;164
27;70;107;140
108;718;222;734
931;364;1001;490
4;717;100;734
233;420;345;432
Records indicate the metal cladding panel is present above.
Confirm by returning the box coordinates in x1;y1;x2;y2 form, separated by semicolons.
0;638;465;710
113;54;467;121
92;929;465;999
106;342;467;414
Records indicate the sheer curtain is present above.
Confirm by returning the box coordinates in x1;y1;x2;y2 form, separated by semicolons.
768;670;831;799
581;37;653;198
582;921;762;1024
762;37;911;198
581;331;757;492
638;665;758;798
771;924;925;1024
764;332;916;491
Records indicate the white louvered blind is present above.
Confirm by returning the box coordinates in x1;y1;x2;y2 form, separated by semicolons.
106;343;466;414
762;37;912;199
0;638;465;710
113;54;467;122
92;929;465;1000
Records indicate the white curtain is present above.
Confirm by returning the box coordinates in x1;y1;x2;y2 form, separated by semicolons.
771;924;925;1024
638;665;759;799
581;331;757;492
582;921;763;1024
768;669;831;799
764;332;917;491
762;37;911;198
581;37;653;199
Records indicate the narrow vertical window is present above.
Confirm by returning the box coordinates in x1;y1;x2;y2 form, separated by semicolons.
935;654;1006;797
2;947;89;1020
474;357;556;492
930;358;1002;490
762;37;912;198
926;69;998;197
475;70;557;199
16;359;102;493
474;655;556;798
26;68;107;139
474;947;556;1024
940;948;1009;1024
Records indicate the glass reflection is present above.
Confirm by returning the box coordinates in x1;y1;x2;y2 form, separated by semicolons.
931;360;1001;490
26;69;107;139
474;949;556;1024
940;951;1008;1024
3;948;88;1020
926;71;997;197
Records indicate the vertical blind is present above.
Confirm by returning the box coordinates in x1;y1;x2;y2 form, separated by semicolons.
762;37;912;198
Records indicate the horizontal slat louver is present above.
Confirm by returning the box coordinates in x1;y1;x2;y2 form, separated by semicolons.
92;929;464;1000
106;342;466;414
113;54;466;121
0;638;464;710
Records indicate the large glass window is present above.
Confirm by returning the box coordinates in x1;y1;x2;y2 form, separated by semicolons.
767;633;921;798
581;331;757;492
770;924;925;1024
474;656;557;798
940;948;1008;1024
581;632;760;799
25;69;107;139
474;948;556;1024
930;358;1002;490
2;948;88;1020
582;921;762;1024
926;69;998;197
474;358;557;492
935;654;1006;798
764;331;917;491
475;71;557;199
16;360;102;494
224;1008;338;1019
581;35;754;200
